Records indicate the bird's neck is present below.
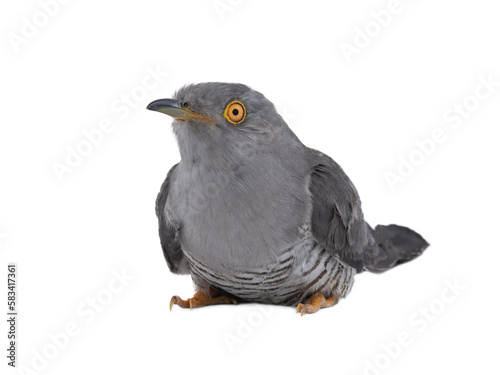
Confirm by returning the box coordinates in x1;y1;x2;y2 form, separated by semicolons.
174;125;237;169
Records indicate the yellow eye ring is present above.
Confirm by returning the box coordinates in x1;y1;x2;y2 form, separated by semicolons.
223;101;246;124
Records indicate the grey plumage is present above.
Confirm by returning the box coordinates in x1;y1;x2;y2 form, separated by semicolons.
148;82;429;311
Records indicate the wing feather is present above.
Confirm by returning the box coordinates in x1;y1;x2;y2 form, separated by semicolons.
155;164;189;274
307;150;369;272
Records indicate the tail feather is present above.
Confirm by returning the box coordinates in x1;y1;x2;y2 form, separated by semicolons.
365;224;429;273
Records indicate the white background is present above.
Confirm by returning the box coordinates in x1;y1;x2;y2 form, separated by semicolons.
1;0;500;374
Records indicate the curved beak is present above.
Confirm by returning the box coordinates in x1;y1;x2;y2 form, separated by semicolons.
146;99;213;123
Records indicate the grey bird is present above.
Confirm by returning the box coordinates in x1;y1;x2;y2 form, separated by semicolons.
147;83;429;315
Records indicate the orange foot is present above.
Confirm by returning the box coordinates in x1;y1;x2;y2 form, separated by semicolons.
170;289;238;310
296;292;338;316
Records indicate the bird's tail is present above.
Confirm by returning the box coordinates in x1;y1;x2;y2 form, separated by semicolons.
364;224;429;273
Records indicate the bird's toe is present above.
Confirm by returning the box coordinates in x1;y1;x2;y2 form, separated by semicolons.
295;292;338;316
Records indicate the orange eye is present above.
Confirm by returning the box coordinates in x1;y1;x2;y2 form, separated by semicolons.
223;101;246;124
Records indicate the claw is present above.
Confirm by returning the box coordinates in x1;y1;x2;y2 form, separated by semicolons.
296;303;305;316
169;296;178;311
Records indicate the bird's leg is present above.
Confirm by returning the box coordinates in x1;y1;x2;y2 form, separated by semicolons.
296;292;338;316
170;288;238;310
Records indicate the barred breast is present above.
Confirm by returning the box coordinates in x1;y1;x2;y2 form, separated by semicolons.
183;237;356;306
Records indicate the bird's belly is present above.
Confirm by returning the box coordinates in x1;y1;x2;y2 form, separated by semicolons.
183;237;356;305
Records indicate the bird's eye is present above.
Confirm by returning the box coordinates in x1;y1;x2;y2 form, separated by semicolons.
180;102;190;108
223;101;246;124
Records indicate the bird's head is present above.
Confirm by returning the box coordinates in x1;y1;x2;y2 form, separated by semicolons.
147;83;298;165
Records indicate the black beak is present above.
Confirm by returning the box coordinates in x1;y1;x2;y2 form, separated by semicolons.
147;98;182;112
146;98;213;123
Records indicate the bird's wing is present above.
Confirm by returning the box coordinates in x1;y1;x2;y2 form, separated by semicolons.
155;163;189;274
307;150;372;272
